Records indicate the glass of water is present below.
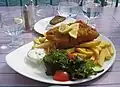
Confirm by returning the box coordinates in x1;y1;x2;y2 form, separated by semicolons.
2;16;24;48
36;4;55;21
58;0;80;18
82;0;101;25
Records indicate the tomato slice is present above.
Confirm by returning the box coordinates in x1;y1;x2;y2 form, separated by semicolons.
53;71;70;81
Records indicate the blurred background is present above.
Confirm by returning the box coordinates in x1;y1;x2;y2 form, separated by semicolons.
0;0;119;7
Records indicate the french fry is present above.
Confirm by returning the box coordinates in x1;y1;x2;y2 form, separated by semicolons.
33;38;41;44
105;47;111;60
66;48;75;54
76;48;93;57
32;41;52;49
32;44;39;49
108;46;114;56
104;41;111;47
90;55;96;61
98;41;111;48
33;37;46;44
38;37;46;43
79;40;101;48
97;41;105;48
96;46;102;52
91;47;100;59
77;53;87;58
97;48;106;66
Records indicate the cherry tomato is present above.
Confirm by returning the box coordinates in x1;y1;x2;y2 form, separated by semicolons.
53;71;70;81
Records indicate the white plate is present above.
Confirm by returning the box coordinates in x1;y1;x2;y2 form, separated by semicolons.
6;34;116;85
34;16;76;34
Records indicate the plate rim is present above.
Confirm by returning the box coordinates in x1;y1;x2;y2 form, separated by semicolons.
6;34;116;85
34;16;54;34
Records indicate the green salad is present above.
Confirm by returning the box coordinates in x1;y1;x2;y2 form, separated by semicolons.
43;50;103;81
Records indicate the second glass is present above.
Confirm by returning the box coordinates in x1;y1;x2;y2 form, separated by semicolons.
36;4;55;22
3;16;24;48
82;0;101;25
58;0;79;18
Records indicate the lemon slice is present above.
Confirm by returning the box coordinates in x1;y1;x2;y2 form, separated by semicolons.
69;23;79;39
58;23;71;34
14;17;23;24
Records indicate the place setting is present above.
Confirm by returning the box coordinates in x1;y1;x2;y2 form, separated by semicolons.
5;0;116;85
0;0;118;86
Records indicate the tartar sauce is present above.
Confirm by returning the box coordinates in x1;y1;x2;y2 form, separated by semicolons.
27;48;45;61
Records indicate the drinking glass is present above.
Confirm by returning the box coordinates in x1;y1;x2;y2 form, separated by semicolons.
2;16;24;48
57;0;79;18
82;0;101;25
36;4;55;22
0;13;8;50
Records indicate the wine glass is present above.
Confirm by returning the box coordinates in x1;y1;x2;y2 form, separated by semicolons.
57;0;80;18
0;13;8;51
82;0;101;26
2;16;24;48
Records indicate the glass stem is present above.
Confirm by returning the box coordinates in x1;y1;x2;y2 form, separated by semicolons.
11;36;18;43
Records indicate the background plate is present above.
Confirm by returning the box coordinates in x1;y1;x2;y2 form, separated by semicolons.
34;16;76;34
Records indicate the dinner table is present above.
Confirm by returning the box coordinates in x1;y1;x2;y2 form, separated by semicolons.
0;6;120;87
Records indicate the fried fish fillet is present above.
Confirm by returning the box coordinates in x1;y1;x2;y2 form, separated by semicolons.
45;20;99;49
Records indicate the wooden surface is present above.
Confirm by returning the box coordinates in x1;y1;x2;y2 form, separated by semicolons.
0;6;120;87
